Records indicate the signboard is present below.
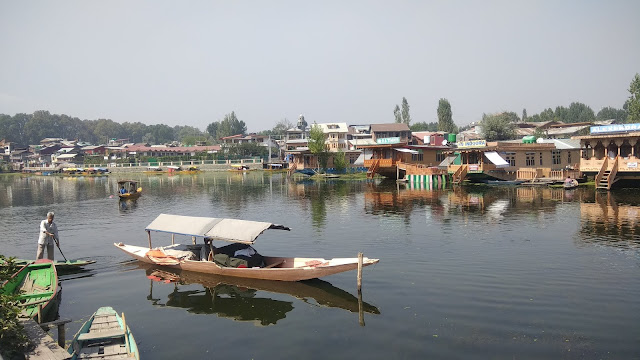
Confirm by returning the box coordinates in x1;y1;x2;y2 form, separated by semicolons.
376;137;401;145
628;162;638;168
468;164;479;171
456;140;486;148
590;123;640;134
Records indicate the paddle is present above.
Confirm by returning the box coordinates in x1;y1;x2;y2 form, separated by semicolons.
53;235;68;262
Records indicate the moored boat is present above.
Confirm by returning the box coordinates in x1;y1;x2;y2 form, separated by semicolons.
2;258;96;271
118;180;142;200
114;214;379;282
67;306;139;360
486;180;526;186
0;259;60;320
563;179;579;189
143;166;165;174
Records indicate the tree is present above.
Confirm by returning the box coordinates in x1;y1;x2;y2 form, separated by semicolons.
596;107;627;122
437;98;456;133
410;121;438;132
308;124;328;172
393;105;402;123
401;97;411;125
215;112;247;139
565;102;595;123
332;149;347;173
522;108;527;122
481;113;516;141
271;118;293;136
627;73;640;123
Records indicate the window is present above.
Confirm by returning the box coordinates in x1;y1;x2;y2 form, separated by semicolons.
567;151;572;164
526;152;535;166
505;152;516;166
552;150;561;165
411;153;424;162
539;152;543;166
436;152;446;162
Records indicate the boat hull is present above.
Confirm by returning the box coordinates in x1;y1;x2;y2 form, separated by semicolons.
68;306;139;360
0;259;60;320
114;243;379;282
119;192;142;200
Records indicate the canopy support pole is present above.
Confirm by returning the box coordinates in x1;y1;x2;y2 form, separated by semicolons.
171;234;175;245
147;230;152;249
192;236;196;245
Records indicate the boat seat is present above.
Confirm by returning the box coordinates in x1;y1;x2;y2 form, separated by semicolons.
78;329;125;341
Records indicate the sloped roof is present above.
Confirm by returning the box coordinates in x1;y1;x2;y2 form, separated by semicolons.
370;123;410;132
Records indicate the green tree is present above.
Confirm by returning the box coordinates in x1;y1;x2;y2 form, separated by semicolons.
332;149;347;173
410;121;438;132
211;112;247;139
270;118;293;136
596;107;627;122
437;98;456;133
0;255;30;359
308;124;328;172
481;113;516;141
627;73;640;123
564;102;595;123
393;105;402;123
401;97;411;125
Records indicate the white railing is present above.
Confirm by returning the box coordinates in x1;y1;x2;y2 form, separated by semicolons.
80;158;263;168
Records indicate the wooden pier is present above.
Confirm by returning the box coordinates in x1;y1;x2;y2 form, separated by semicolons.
21;318;71;360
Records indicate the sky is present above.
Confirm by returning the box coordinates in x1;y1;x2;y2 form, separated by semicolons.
1;0;639;132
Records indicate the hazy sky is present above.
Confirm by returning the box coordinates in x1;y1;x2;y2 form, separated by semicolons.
1;1;639;132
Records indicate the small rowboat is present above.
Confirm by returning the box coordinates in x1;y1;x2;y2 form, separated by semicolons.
68;306;139;360
118;180;142;200
2;259;95;272
563;179;579;189
0;259;60;320
115;214;379;282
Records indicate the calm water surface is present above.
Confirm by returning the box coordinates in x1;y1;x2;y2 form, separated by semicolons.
1;173;639;359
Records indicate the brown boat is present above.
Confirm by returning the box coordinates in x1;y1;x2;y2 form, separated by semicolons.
114;214;379;281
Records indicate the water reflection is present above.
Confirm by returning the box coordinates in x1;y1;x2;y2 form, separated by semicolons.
140;265;379;326
119;199;139;213
579;191;640;249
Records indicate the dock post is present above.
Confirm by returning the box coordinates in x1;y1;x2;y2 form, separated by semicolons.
57;323;65;347
357;252;363;291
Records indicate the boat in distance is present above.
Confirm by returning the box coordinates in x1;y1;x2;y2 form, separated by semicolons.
67;306;139;360
114;214;379;282
118;180;142;200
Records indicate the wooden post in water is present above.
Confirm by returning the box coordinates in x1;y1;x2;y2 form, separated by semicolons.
147;230;152;249
358;289;365;326
357;252;363;291
37;304;42;324
57;323;65;347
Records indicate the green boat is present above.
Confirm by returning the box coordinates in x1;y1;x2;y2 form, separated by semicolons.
68;306;140;360
0;259;60;320
7;259;96;270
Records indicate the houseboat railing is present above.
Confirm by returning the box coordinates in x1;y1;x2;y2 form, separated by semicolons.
453;164;467;184
607;156;619;189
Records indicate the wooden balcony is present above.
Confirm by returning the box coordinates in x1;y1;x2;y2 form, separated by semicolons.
581;156;640;173
364;158;396;168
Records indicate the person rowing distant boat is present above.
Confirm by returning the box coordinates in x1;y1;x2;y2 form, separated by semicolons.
37;211;59;260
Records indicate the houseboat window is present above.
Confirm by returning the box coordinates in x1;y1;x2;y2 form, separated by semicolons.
552;150;561;165
505;152;516;166
567;151;572;164
436;152;446;162
539;152;543;166
526;152;535;166
411;153;424;162
620;141;632;158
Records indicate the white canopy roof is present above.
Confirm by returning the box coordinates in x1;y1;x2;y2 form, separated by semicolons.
484;151;509;168
145;214;290;244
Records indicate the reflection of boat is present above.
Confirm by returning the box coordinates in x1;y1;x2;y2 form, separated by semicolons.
118;180;142;199
143;265;379;325
486;180;525;186
115;214;379;281
68;306;139;360
0;259;60;320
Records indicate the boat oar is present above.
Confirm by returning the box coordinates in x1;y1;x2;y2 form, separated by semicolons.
53;236;68;262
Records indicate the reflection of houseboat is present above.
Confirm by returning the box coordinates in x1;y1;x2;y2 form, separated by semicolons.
575;124;640;190
445;139;581;184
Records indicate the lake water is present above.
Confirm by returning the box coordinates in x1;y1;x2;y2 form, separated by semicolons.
1;173;639;359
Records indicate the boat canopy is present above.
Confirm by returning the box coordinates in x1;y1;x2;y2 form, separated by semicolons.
145;214;290;244
484;151;509;168
118;180;138;185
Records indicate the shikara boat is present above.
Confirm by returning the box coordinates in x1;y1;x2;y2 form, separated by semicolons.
0;259;60;320
143;166;165;174
563;179;579;189
67;306;139;360
118;180;142;200
180;166;201;174
2;258;96;272
230;164;251;171
114;214;379;281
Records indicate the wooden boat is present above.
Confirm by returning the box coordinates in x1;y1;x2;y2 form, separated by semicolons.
118;180;142;200
563;179;579;189
230;164;251;171
114;214;379;282
143;166;165;174
67;306;139;360
0;259;60;320
180;166;201;174
2;258;96;271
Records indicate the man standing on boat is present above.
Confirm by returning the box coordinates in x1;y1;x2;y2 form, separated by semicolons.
37;212;59;260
